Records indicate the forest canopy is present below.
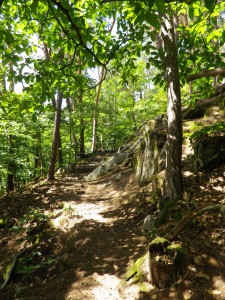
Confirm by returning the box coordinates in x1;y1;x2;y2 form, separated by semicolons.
0;0;224;195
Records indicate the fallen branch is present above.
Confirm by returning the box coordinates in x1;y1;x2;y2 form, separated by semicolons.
165;204;225;241
187;68;225;82
0;248;27;291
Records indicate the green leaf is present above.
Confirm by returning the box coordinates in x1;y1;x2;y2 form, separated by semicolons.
189;6;194;19
155;0;165;14
5;31;15;44
204;0;215;10
32;114;37;123
1;100;8;107
148;0;155;9
146;13;160;30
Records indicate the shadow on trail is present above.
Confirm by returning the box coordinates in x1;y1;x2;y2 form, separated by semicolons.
0;157;224;300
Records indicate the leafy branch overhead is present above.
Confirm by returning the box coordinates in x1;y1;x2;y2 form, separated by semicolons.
0;0;224;190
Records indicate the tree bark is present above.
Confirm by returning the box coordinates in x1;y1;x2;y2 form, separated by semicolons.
6;59;16;192
91;18;116;153
47;91;63;180
78;56;85;157
161;13;183;201
7;135;15;192
91;66;105;153
66;96;78;161
58;133;63;168
34;131;43;178
187;68;225;82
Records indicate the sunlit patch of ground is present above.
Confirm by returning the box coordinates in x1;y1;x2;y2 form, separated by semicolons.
0;144;224;299
52;201;116;232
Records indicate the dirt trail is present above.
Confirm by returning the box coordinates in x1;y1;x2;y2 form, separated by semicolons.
0;155;149;300
0;154;225;300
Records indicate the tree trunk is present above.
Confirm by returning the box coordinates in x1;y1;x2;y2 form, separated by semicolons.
160;13;183;200
66;96;78;161
34;131;43;178
132;91;137;131
91;67;105;153
7;135;15;192
78;56;85;157
44;43;63;169
91;18;116;153
7;60;16;192
47;91;63;180
58;133;63;168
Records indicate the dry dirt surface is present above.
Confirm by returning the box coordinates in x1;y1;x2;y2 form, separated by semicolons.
0;153;224;300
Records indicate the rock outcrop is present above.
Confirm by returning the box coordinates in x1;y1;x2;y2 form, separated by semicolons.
85;119;167;185
85;83;225;185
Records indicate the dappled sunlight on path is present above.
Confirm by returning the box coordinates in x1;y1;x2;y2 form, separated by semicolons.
0;152;224;300
46;167;148;299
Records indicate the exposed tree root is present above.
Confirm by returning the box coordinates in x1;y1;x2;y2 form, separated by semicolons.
0;248;27;291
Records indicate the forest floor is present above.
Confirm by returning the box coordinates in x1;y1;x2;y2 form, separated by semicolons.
0;152;225;300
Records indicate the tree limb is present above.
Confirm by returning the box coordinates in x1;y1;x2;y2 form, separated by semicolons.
0;0;4;10
100;0;197;4
165;204;225;241
49;0;106;67
187;68;225;82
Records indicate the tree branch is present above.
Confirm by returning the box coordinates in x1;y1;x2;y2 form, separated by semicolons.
49;0;106;67
100;0;197;4
187;68;225;82
165;204;225;241
0;0;4;10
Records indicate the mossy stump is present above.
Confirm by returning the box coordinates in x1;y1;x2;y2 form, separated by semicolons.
149;237;185;289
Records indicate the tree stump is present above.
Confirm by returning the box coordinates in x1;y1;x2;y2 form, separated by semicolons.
149;237;185;288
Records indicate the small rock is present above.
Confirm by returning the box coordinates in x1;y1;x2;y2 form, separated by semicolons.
115;173;122;181
143;214;155;234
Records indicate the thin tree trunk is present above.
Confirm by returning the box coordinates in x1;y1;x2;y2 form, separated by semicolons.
213;16;219;86
47;91;63;180
43;42;63;168
7;135;15;192
77;56;85;157
113;95;117;149
132;91;137;131
91;67;105;153
34;131;43;178
91;18;116;153
7;60;16;191
58;134;63;168
161;12;183;201
66;96;78;161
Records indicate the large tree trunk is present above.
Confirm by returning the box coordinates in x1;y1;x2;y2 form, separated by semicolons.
47;91;63;180
161;13;183;200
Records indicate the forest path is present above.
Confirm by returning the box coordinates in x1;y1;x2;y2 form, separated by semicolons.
0;154;150;300
49;162;147;300
0;154;225;300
